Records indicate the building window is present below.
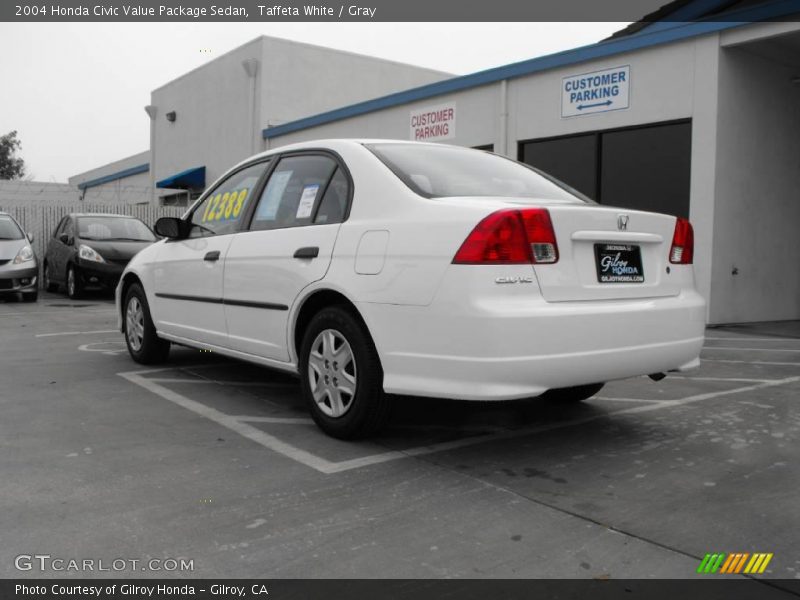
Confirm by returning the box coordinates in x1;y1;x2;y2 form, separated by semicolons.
519;120;692;218
520;134;597;199
160;191;192;207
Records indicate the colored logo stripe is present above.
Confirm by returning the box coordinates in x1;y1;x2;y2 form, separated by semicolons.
699;553;773;574
745;553;773;574
697;553;726;573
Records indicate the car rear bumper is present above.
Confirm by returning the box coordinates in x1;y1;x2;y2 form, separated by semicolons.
0;264;38;294
359;290;706;401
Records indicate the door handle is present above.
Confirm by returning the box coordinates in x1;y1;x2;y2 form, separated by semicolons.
293;247;319;259
204;251;221;262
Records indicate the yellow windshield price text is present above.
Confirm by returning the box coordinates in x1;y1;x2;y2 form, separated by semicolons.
201;188;249;223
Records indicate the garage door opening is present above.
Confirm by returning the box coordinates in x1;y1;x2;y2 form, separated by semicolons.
518;120;692;218
710;30;800;323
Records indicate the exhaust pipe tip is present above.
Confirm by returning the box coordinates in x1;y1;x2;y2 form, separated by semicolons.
648;372;667;382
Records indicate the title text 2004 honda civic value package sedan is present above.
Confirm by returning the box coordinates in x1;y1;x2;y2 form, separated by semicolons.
115;140;706;439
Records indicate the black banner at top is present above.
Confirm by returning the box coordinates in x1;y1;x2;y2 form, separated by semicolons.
3;0;800;22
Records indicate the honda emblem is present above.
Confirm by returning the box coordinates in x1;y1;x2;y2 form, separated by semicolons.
617;215;629;231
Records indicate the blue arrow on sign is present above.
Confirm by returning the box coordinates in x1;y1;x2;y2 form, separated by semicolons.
577;100;613;110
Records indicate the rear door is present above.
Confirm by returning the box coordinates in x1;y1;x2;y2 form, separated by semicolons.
223;153;349;362
532;204;680;301
152;161;269;347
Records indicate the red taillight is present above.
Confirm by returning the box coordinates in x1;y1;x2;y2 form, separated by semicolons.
669;217;694;264
452;208;559;265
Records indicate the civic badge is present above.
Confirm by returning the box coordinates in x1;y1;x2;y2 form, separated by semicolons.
617;215;629;231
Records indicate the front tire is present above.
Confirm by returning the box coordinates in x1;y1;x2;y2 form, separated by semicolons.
299;306;390;439
540;382;604;403
22;291;38;302
66;265;82;299
123;283;170;364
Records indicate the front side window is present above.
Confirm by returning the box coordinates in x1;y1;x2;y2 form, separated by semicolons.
77;217;156;242
366;143;586;203
189;162;268;237
250;155;339;231
0;216;24;240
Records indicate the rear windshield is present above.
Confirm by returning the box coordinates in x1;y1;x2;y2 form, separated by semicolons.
76;216;156;242
366;143;588;202
0;216;24;240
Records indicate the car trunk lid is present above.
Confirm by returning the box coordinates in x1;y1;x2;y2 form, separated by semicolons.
533;204;680;302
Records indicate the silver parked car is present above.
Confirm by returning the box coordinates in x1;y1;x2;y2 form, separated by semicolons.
0;212;38;302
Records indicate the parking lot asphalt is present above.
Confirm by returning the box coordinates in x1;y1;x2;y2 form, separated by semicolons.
1;292;799;587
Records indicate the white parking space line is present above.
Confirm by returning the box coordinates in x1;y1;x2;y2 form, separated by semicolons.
0;309;116;317
119;370;344;474
232;416;315;425
36;329;118;338
703;347;800;353
703;359;800;367
119;367;800;475
667;376;775;383
705;337;800;342
593;397;667;403
148;377;295;388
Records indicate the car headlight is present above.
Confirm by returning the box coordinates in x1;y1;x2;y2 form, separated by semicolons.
13;245;34;264
78;244;106;263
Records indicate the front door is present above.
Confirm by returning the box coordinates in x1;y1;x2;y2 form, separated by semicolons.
152;161;269;347
224;154;350;362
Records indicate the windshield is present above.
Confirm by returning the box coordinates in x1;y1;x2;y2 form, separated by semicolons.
76;216;156;242
0;216;24;240
366;143;589;202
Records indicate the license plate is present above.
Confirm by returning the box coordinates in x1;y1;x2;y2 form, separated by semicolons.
594;243;645;283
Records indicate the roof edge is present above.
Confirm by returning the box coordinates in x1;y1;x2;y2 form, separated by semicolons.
77;163;150;191
264;1;797;140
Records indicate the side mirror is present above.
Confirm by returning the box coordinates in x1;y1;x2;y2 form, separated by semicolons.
59;233;69;244
27;232;34;243
154;217;189;239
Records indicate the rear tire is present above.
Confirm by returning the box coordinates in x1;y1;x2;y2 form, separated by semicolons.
43;263;58;292
540;382;604;403
299;306;390;439
123;282;170;364
66;265;82;299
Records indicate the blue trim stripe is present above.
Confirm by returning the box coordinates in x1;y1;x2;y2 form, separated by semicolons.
263;0;800;140
156;165;206;189
77;163;149;190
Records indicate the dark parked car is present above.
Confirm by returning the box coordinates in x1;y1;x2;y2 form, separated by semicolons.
43;213;156;298
0;212;38;302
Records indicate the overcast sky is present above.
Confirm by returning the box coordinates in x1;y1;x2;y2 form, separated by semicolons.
0;22;626;182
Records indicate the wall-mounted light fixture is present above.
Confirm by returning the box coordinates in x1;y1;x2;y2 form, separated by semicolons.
166;111;177;122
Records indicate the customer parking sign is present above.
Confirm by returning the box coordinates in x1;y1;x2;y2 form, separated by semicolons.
562;65;630;117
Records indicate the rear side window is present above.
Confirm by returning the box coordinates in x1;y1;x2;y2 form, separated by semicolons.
0;216;23;240
366;143;586;202
314;168;349;225
53;217;68;238
250;155;340;231
189;162;268;237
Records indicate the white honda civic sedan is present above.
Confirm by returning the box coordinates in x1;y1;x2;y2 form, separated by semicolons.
116;140;705;438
